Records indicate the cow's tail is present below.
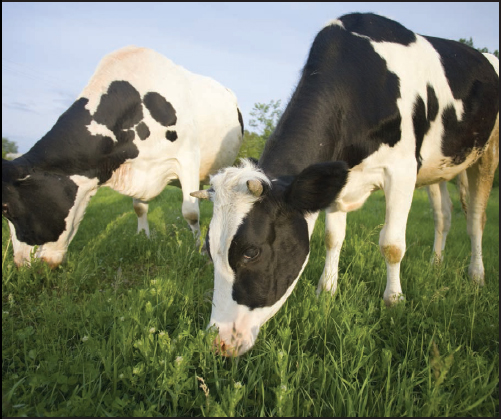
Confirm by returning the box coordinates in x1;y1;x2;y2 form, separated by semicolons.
456;171;469;217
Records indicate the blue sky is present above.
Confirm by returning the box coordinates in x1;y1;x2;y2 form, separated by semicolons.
2;2;499;154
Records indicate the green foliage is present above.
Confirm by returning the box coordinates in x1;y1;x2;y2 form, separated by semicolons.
236;129;266;161
249;99;283;142
237;100;283;161
2;184;499;417
2;137;18;159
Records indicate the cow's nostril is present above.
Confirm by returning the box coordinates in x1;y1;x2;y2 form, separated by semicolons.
213;336;237;357
41;257;60;270
212;336;227;355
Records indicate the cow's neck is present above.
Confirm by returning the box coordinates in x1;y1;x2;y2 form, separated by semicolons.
258;74;340;179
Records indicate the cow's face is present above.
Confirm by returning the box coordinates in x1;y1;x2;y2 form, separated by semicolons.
2;159;97;267
200;159;348;356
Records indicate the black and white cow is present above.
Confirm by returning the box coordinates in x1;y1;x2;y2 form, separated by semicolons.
2;46;243;267
191;13;499;356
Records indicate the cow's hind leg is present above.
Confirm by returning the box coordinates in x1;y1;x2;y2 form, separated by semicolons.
317;209;347;296
464;124;499;285
380;165;417;306
133;198;150;237
426;181;452;265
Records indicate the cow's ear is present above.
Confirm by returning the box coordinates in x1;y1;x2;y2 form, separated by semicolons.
285;161;349;212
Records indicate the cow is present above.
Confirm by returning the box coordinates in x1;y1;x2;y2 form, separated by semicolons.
191;13;499;356
2;46;244;268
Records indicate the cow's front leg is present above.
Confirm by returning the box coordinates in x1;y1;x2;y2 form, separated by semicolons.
179;165;203;250
316;209;347;296
133;198;150;237
426;181;452;265
380;168;416;306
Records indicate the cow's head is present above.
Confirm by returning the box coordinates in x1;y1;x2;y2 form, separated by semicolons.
192;159;348;356
2;158;98;268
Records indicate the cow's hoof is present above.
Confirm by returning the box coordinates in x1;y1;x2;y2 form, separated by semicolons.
468;266;485;286
315;281;338;298
383;292;405;307
471;275;485;287
430;253;443;266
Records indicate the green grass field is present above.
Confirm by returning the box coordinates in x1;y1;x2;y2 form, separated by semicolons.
2;183;499;417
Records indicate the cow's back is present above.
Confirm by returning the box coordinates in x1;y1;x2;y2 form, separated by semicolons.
260;15;498;192
79;46;242;197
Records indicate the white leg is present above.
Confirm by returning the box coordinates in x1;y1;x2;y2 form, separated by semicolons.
178;165;202;248
380;168;416;306
426;181;452;264
465;166;491;285
133;198;150;237
456;170;469;216
316;210;347;296
465;121;499;285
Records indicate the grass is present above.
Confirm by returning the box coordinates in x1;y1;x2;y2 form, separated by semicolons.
2;183;499;417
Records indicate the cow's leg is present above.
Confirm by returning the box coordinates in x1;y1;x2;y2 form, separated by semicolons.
426;181;452;264
178;165;203;249
464;130;499;285
316;209;347;296
456;171;469;216
133;198;150;237
380;167;416;306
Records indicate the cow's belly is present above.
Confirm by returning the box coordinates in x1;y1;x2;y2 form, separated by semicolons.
330;138;470;212
416;152;481;187
333;141;489;213
104;156;180;200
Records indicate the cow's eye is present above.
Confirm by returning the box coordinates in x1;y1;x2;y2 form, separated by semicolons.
243;247;259;261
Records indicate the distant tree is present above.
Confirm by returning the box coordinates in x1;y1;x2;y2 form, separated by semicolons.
459;37;475;48
249;99;283;142
2;137;18;159
459;37;499;58
236;100;283;161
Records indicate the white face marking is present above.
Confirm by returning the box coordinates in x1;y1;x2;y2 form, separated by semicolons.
208;164;319;356
210;258;309;357
208;159;271;276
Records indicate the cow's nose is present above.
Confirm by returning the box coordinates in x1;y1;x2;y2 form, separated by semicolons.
213;335;236;357
41;256;62;269
213;334;247;357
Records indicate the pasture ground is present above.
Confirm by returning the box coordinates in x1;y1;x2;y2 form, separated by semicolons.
2;182;499;417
